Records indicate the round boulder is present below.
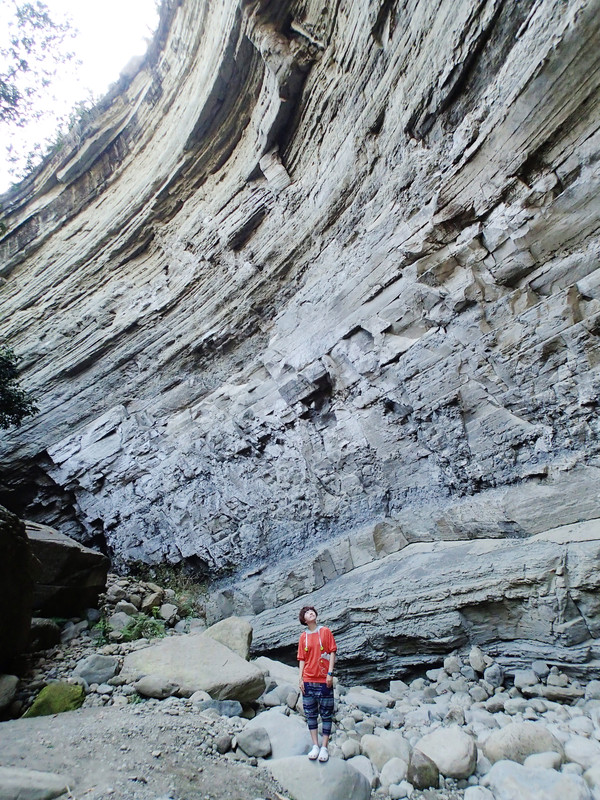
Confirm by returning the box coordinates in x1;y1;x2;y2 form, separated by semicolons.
134;675;179;699
236;725;272;758
407;748;439;789
380;757;408;788
482;759;592;800
269;755;371;800
73;654;120;685
415;725;477;779
243;707;312;759
360;731;409;771
484;722;564;765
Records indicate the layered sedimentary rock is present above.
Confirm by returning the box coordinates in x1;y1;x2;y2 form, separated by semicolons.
251;519;600;682
1;0;599;673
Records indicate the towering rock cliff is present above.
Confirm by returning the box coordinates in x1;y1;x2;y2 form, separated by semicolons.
1;0;599;675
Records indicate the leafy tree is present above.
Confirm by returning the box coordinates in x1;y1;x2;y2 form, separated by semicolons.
0;1;74;127
0;345;37;429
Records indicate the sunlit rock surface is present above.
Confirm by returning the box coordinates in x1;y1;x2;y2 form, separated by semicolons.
1;0;599;673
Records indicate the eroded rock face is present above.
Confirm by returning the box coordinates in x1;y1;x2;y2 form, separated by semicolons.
0;1;599;672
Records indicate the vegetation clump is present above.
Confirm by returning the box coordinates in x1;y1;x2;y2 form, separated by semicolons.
120;613;166;642
0;345;37;429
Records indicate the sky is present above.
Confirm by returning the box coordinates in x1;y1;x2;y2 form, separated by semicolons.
0;0;159;192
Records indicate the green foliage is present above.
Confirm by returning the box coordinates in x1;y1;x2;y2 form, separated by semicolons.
129;561;207;618
0;1;74;127
128;692;144;705
23;682;85;717
176;593;199;619
120;613;166;642
0;345;38;429
91;616;111;645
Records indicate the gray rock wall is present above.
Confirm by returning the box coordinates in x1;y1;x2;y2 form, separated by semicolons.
0;0;599;669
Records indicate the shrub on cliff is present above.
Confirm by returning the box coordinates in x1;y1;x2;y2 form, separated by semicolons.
0;345;37;429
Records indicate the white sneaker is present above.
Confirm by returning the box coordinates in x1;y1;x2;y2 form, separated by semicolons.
318;746;329;762
308;745;320;760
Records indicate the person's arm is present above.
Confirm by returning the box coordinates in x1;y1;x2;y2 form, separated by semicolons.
298;659;305;694
326;651;336;688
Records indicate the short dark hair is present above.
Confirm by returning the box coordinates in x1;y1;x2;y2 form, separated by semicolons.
299;605;318;624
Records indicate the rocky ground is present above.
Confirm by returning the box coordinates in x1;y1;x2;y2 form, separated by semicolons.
2;574;600;799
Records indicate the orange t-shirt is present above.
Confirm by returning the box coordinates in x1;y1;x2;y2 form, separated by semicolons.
297;626;337;683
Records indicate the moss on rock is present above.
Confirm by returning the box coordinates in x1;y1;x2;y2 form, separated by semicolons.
23;682;85;717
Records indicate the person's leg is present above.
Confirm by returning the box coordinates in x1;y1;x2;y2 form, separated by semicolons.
318;685;335;761
302;684;320;757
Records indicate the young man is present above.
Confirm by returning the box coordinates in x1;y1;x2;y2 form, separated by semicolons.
297;605;337;762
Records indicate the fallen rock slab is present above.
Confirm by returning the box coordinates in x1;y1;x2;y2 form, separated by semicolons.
26;522;109;617
345;687;391;712
268;755;371;800
121;632;265;701
253;655;299;686
0;766;71;800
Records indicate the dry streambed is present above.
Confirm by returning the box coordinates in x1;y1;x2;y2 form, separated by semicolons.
2;574;600;800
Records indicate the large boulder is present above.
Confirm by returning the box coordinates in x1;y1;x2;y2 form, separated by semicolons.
0;505;33;668
0;766;71;800
360;731;410;771
268;756;372;800
243;707;312;759
23;683;85;718
203;616;253;659
121;631;265;701
564;736;600;771
26;522;109;616
236;725;272;758
72;654;120;685
253;655;299;686
484;722;564;765
407;748;439;790
482;760;592;800
28;618;61;652
415;725;477;779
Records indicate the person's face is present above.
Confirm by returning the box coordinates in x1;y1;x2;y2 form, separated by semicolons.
304;609;317;624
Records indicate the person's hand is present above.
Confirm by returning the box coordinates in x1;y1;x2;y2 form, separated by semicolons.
299;679;305;695
326;675;333;689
